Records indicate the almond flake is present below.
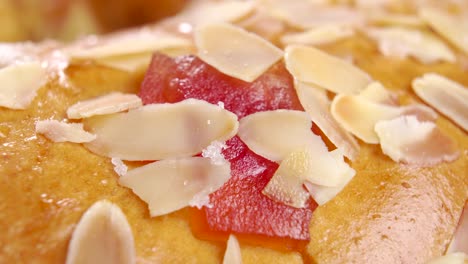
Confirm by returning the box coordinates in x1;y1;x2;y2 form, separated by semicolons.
67;30;192;63
0;62;47;109
119;157;231;216
85;99;238;161
412;73;468;131
359;81;398;105
366;27;455;63
426;253;468;264
447;201;468;254
263;146;355;208
263;0;364;29
223;235;242;264
36;120;96;143
375;116;459;166
281;25;354;46
304;149;355;206
167;0;255;30
331;94;437;144
67;92;143;119
369;13;426;28
285;45;372;95
419;8;468;55
65;200;135;264
238;110;327;162
195;23;283;82
295;81;360;160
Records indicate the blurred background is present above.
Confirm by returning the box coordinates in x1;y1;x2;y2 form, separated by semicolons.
0;0;187;42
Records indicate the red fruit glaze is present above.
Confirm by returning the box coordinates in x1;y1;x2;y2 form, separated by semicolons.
139;53;317;242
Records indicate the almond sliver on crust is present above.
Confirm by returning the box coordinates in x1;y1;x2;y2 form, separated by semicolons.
195;23;283;82
294;81;360;160
84;99;238;161
238;110;327;162
0;62;47;109
331;94;437;144
36;120;96;143
223;235;242;264
67;92;142;119
412;73;468;132
119;157;231;217
66;200;135;264
285;45;372;95
375;116;459;166
280;25;354;46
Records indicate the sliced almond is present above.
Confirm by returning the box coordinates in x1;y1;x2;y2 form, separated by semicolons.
426;253;468;264
285;45;372;95
167;0;255;29
263;146;355;208
331;94;437;144
412;73;468;131
369;13;426;28
94;52;153;72
281;25;354;46
223;235;242;264
36;120;96;143
375;116;459;166
238;110;327;162
263;0;364;29
295;81;360;160
359;81;398;105
195;23;283;82
304;149;355;206
447;201;468;254
67;30;192;61
419;8;468;55
119;157;231;216
366;27;455;64
66;200;135;264
0;62;47;109
67;92;143;119
84;99;238;161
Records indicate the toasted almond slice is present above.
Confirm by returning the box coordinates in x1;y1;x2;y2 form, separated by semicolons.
263;146;355;208
447;201;468;254
67;92;143;119
369;13;426;28
238;110;327;162
412;73;468;131
426;252;468;264
36;120;96;143
84;99;238;161
263;0;364;29
366;27;455;63
304;149;355;206
375;116;459;166
195;23;283;82
331;94;437;144
67;31;192;60
295;81;360;160
359;81;398;105
0;62;47;109
223;235;242;264
419;8;468;55
65;200;135;264
119;157;230;216
285;45;372;95
169;0;255;29
94;52;153;72
281;25;354;46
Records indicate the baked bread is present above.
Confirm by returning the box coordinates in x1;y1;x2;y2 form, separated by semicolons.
0;0;467;263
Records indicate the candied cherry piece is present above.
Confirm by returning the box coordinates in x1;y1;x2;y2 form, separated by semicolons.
139;53;317;244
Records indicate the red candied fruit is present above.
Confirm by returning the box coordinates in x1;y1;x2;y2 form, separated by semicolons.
139;53;318;245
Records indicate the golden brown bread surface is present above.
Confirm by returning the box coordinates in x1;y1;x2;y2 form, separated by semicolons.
0;29;466;263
